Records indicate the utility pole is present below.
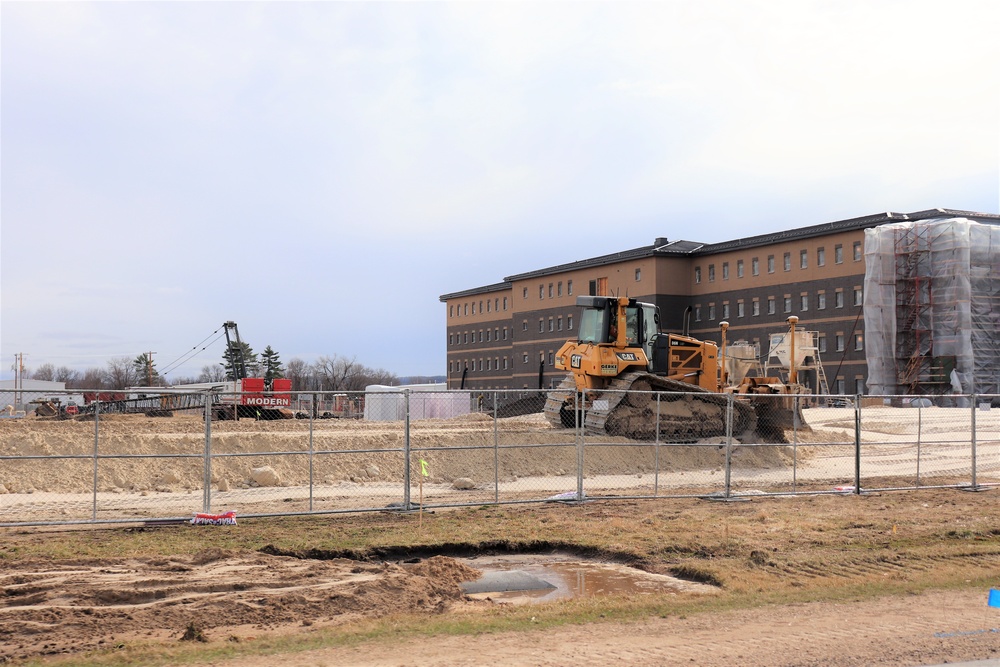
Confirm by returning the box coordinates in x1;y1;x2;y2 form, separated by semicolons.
146;351;157;386
13;353;25;408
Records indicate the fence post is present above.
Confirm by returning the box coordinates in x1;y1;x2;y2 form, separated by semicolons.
970;394;978;490
916;402;922;486
854;394;862;495
576;389;584;502
92;400;100;521
309;393;315;512
203;392;212;513
493;390;499;505
403;389;411;510
724;392;733;499
653;392;661;497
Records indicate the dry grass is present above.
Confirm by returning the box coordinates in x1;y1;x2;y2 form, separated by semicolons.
3;487;1000;666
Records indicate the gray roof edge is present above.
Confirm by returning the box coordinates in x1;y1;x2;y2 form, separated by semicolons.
439;281;511;302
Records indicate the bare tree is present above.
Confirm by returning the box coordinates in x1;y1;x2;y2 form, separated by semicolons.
313;355;363;391
364;368;399;387
31;364;56;381
104;356;140;390
78;368;106;390
54;366;80;385
285;358;313;390
197;364;228;383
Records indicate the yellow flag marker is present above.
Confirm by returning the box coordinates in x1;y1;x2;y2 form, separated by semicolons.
417;458;429;528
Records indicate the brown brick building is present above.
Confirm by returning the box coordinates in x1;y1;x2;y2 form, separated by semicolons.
439;209;1000;393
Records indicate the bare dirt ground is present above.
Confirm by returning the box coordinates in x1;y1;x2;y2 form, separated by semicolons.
223;588;1000;667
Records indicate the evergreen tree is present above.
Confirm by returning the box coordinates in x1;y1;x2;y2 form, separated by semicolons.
222;342;259;380
132;353;162;386
260;345;284;381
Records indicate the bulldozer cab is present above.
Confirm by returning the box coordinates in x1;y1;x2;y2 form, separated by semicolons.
576;297;656;345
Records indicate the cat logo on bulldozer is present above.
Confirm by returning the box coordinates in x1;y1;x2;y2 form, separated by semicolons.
570;354;583;369
616;352;639;361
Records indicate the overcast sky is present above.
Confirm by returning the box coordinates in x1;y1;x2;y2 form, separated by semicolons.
2;1;997;382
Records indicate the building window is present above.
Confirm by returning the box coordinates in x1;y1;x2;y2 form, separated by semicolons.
486;300;491;313
722;303;730;319
835;244;843;264
855;334;864;351
783;252;791;271
751;257;759;276
539;319;544;333
635;268;641;282
548;352;554;365
854;287;863;306
835;290;844;308
767;297;776;315
836;378;846;394
752;300;760;317
479;330;484;342
522;320;528;331
695;267;702;283
783;297;792;313
522;287;528;299
463;333;468;344
854;241;862;261
503;357;508;370
548;318;554;332
503;327;508;340
486;358;491;371
800;249;808;269
737;259;744;278
800;295;808;311
449;305;454;317
486;329;491;342
817;247;825;267
767;255;775;273
568;315;573;330
737;302;745;318
471;303;476;315
709;304;716;320
856;378;865;395
523;353;528;364
818;334;827;353
495;327;499;340
836;334;845;352
709;265;716;282
557;317;563;331
567;280;573;295
463;303;468;316
503;297;508;310
548;283;553;298
539;285;544;299
722;262;729;280
449;333;454;345
695;305;702;321
817;292;826;310
557;282;563;296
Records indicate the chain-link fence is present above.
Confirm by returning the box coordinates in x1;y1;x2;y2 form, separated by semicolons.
1;388;997;526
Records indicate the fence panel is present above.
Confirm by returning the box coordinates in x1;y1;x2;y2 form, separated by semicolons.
3;387;999;526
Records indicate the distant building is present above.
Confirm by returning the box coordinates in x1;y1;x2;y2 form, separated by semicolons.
439;208;1000;395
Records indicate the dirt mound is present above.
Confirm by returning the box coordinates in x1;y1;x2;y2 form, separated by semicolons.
0;415;796;497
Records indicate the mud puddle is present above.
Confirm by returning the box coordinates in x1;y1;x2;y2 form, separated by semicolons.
455;552;719;604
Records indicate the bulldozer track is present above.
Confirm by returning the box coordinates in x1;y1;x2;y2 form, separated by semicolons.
543;372;758;442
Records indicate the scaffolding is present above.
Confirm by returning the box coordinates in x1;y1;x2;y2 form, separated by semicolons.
864;217;1000;396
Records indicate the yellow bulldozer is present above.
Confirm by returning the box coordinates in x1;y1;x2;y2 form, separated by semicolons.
543;295;805;442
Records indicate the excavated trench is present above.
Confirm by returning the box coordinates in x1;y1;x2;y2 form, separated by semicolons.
261;541;721;605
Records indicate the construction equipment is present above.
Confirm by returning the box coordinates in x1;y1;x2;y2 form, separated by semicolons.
214;321;292;420
543;296;804;442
